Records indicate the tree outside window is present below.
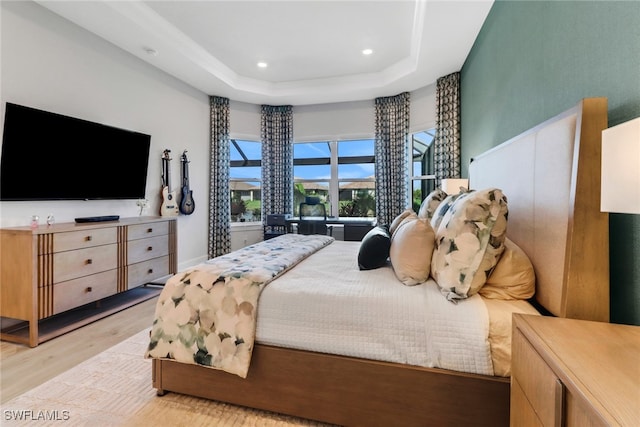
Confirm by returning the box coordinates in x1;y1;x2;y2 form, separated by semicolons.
230;139;261;223
293;140;375;218
230;134;433;221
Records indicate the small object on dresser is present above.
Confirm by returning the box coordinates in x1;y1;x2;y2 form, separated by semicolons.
30;215;39;229
74;215;120;223
137;198;149;216
46;214;55;226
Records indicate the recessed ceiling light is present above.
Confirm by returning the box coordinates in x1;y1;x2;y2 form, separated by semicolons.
257;62;268;68
362;49;373;56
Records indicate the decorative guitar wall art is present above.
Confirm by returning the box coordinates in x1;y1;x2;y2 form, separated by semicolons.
160;149;179;217
179;150;195;215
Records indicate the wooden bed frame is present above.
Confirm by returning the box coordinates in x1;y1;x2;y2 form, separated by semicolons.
151;98;609;427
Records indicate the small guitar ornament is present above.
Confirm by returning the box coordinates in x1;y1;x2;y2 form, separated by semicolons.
179;150;195;215
160;149;179;217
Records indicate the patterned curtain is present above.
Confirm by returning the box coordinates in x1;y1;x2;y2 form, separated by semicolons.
261;105;294;221
208;96;231;258
434;72;461;187
374;92;410;225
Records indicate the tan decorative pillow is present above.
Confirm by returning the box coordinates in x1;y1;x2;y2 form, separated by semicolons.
480;238;535;300
418;189;448;220
389;208;415;236
390;216;435;286
431;188;508;302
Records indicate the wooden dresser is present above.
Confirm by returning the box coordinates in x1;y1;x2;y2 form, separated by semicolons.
511;314;640;427
0;216;177;347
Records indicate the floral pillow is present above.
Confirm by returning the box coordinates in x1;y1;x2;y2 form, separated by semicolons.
390;214;435;286
479;238;535;300
418;188;448;220
429;190;470;231
431;188;508;302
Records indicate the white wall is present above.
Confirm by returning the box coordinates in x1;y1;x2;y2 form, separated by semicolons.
0;1;210;270
1;1;438;267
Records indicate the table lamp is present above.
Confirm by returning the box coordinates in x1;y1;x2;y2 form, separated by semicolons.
441;178;469;195
601;117;640;214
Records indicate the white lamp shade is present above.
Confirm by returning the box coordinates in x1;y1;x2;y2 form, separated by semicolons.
601;117;640;214
441;178;469;195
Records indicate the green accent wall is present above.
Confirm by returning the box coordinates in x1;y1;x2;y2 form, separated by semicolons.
460;0;640;325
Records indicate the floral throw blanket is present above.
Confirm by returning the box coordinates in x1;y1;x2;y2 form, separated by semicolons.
145;233;333;378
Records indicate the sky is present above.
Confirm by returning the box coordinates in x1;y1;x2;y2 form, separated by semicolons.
230;139;375;181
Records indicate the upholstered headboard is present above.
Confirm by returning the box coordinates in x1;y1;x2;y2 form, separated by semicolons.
469;98;609;322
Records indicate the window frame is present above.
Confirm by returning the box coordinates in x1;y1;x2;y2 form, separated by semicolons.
409;129;436;211
293;139;375;218
230;138;262;224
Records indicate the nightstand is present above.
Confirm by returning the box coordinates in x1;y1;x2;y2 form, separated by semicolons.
510;314;639;426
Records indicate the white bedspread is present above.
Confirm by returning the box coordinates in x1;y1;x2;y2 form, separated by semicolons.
256;240;495;376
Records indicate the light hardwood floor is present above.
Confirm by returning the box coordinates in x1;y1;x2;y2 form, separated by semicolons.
0;297;158;404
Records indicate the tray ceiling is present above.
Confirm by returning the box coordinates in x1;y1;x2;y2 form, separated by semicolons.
36;0;493;105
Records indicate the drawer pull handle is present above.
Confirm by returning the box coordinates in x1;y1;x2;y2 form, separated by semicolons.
86;287;92;293
86;235;92;241
86;259;93;265
147;228;153;233
147;246;153;251
148;269;154;274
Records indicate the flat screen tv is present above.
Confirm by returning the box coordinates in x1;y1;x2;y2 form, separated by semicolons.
0;102;151;201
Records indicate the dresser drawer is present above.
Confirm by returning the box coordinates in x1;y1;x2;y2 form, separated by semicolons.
512;328;563;427
128;235;169;264
53;269;118;314
53;244;118;283
128;221;169;241
128;256;170;289
54;227;118;252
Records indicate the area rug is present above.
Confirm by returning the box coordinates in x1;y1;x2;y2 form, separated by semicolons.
2;330;333;426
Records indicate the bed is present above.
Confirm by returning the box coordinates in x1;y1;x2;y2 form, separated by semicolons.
148;98;609;427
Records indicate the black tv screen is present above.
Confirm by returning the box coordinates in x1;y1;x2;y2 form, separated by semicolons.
0;103;151;201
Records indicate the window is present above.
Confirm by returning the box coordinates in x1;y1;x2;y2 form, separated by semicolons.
337;140;375;217
293;139;375;218
410;129;436;212
230;139;261;223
